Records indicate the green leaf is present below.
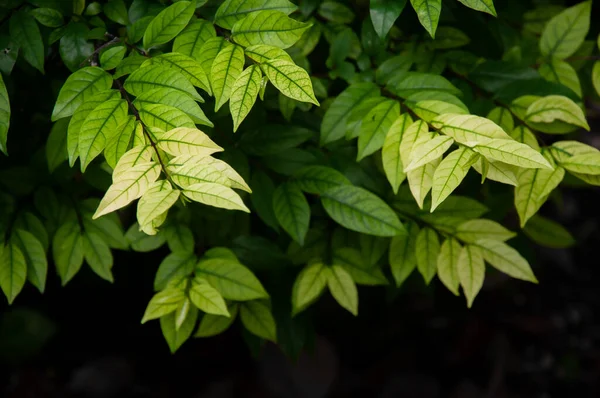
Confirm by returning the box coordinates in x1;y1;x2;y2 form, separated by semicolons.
165;223;195;254
52;67;113;121
167;154;251;192
322;185;405;237
196;304;239;337
376;54;413;85
52;221;84;286
472;158;518;186
539;59;582;98
407;158;440;209
190;277;229;316
126;223;167;252
429;27;470;49
370;0;407;39
154;253;196;291
409;100;468;123
471;139;553;170
405;135;454;172
82;214;127;251
455;219;516;243
321;82;380;145
154;127;222;156
94;162;161;219
82;232;113;283
30;7;64;28
458;245;485;308
173;18;216;61
415;227;439;284
160;307;198;353
231;10;311;49
9;10;44;73
46;118;69;173
292;260;329;315
456;0;496;16
0;74;9;155
78;98;128;171
211;44;245;112
195;257;269;301
134;88;212;127
215;0;298;29
318;1;355;24
250;172;279;231
593;61;600;97
10;229;47;294
183;182;250;212
474;239;537;283
124;65;203;102
137;181;180;234
143;53;211;95
510;126;540;151
409;0;441;38
327;265;358;316
560;153;600;175
142;288;185;323
111;145;153;178
525;95;589;131
262;59;319;105
197;37;230;77
138;104;196;132
437;238;461;296
540;1;591;59
389;221;419;286
99;46;127;71
240;124;314;156
292;165;351;195
240;300;277;342
273;182;310;245
0;242;26;304
230;65;262;132
245;44;293;64
104;0;129;25
431;114;511;145
430;147;475;211
382;114;413;194
128;16;154;44
515;165;565;227
59;22;94;72
523;214;575;249
333;248;387;286
357;99;399;161
114;53;146;79
388;72;460;98
486;107;514;134
143;0;196;50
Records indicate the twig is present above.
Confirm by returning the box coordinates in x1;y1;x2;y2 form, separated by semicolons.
79;36;121;67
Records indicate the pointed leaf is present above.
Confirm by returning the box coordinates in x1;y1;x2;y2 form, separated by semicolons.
155;127;222;156
388;72;460;97
539;59;582;97
405;135;454;172
82;232;113;283
53;221;84;286
104;117;138;169
167;154;251;192
183;182;250;212
160;307;198;353
382;114;413;193
245;44;293;64
211;44;245;111
293;165;351;195
486;107;514;133
231;10;311;49
143;0;196;50
134;88;212;127
525;95;589;131
46;118;69;172
262;59;319;105
292;261;329;315
456;0;496;16
540;1;591;59
9;11;44;73
190;277;229;316
154;253;196;291
407;158;440;209
124;64;203;102
389;221;419;286
138;104;195;131
437;238;461;296
143;53;211;95
472;158;518;186
173;18;217;61
165;224;195;254
458;245;485;307
195;257;269;301
409;0;441;38
523;215;575;249
455;219;516;243
52;67;113;121
431;147;475;211
515;165;565;227
333;248;388;286
370;0;407;39
357;99;399;160
415;227;440;284
431;114;511;145
273;182;310;245
327;265;358;316
215;0;297;29
561;153;600;175
230;65;262;132
474;239;537;283
137;180;180;233
472;139;553;170
0;242;27;304
0;74;10;155
240;300;277;341
195;304;239;337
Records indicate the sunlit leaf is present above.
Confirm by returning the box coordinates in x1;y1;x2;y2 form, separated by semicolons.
431;147;475;211
196;257;268;301
183;182;250;212
230;65;262;132
540;1;591;59
474;239;537;283
215;0;297;29
458;245;485;307
52;67;113;121
240;300;277;341
143;0;196;50
211;44;245;112
327;265;358;316
437;238;461;295
292;260;328;315
231;10;311;49
409;0;441;38
190;276;229;316
262;59;319;105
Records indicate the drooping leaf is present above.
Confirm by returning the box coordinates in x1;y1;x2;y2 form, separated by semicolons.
195;257;269;301
143;0;196;50
525;95;589;131
167;154;251;192
370;0;407;39
456;0;496;16
230;65;262;132
154;127;222;157
475;239;538;283
405;135;454;172
154;252;196;291
540;1;592;59
210;44;245;112
240;300;277;342
407;158;440;209
431;114;511;145
539;59;582;98
514;163;565;227
52;67;113;121
457;245;485;307
138;104;195;131
382;114;413;194
430;147;475;211
409;0;441;38
327;265;358;316
262;59;319;105
472;158;518;186
183;182;250;213
195;304;239;337
245;44;293;64
471;139;553;170
321;185;405;237
523;214;575;249
357;99;399;161
333;248;387;286
293;165;351;195
46;118;69;173
273;183;310;245
10;229;46;294
189;277;229;316
52;221;84;286
82;232;114;283
137;181;180;234
437;238;461;295
415;227;440;284
455;219;516;243
134;88;212;127
9;10;44;73
292;260;329;315
215;0;298;29
160;307;198;353
0;242;27;304
231;10;311;49
389;221;419;286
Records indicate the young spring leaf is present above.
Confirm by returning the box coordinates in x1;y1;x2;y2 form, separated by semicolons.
230;65;262;132
9;10;45;73
138;104;195;131
82;232;114;283
189;277;230;316
0;73;9;155
262;59;319;105
409;0;441;38
273;183;310;245
160;307;198;353
472;158;518;186
245;44;294;64
510;126;540;151
473;239;537;283
137;181;180;234
456;0;497;16
215;0;298;29
560;153;600;175
52;67;113;121
409;100;468;122
321;185;405;237
231;10;311;49
167;155;251;192
183;182;250;213
405;135;454;172
388;72;460;98
430;147;474;211
154;127;222;156
407;158;440;209
154;253;196;291
173;19;216;61
457;245;485;308
357;99;399;160
240;300;277;342
471;139;553;170
134;88;212;127
0;242;27;304
523;215;575;249
10;229;47;294
53;221;84;286
539;59;582;98
143;53;212;95
415;227;440;284
292;260;329;315
455;219;516;243
143;0;196;50
540;1;592;59
525;95;589;131
382;114;413;194
514;163;565;227
437;238;461;296
370;0;407;39
431;114;511;145
112;145;153;178
195;257;269;301
195;304;239;338
211;44;245;112
124;65;203;102
327;265;358;316
333;248;388;286
486;107;514;133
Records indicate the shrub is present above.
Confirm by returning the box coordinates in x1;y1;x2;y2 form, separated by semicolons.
0;0;598;354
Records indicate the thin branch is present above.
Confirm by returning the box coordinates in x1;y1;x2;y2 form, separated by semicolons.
79;36;121;67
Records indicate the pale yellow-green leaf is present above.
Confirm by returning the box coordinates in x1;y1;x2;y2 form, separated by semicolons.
471;139;553;170
231;10;311;49
141;288;185;323
437;238;461;296
211;44;245;111
326;265;358;316
189;276;230;316
93;162;161;219
509;125;540;151
514;164;565;227
539;58;582;97
472;158;518;186
486;107;514;133
230;65;262;132
137;180;180;234
172;19;216;61
197;37;231;77
560;153;600;175
400;120;429;166
142;52;212;95
415;227;440;284
183;182;250;212
431;114;511;145
407;158;440;209
104;117;137;169
540;1;592;59
430;147;475;211
550;140;599;163
457;245;485;308
411;100;468;122
214;0;298;30
262;59;319;105
357;99;400;161
138;104;196;131
240;300;277;342
245;44;293;64
510;95;540;121
404;135;454;172
112;145;154;180
455;219;516;243
382;114;413;194
292;260;329;315
474;239;537;283
155;127;223;157
409;0;441;38
167;154;251;192
525;95;589;131
593;61;600;97
124;64;203;102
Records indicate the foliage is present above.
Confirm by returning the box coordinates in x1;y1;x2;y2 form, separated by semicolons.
0;0;598;355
